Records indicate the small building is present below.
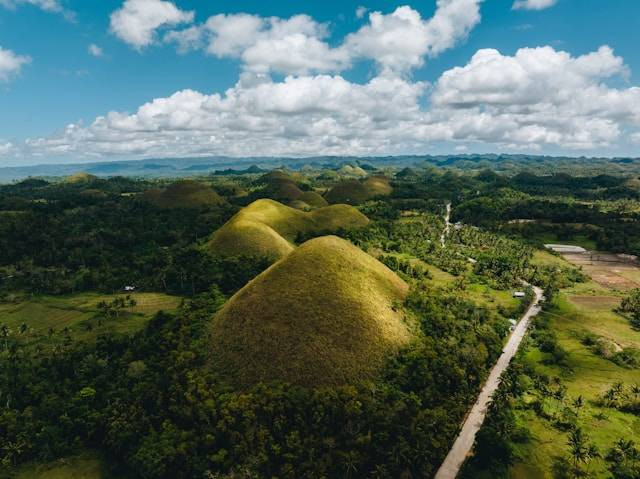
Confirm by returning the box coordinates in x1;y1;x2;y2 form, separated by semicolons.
124;285;136;292
513;291;526;298
509;319;518;327
544;244;587;254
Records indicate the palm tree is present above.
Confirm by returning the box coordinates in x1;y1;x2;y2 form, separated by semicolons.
631;384;640;403
567;428;587;476
572;395;584;417
585;443;600;475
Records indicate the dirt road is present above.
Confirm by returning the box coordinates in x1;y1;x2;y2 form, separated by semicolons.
440;202;451;247
433;285;544;479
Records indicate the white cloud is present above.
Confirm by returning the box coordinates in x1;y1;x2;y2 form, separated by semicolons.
0;0;74;20
355;6;368;19
0;141;15;156
166;13;349;75
165;1;481;76
19;45;640;160
512;0;557;11
431;46;640;149
88;44;104;57
0;46;31;82
344;1;482;74
110;0;194;49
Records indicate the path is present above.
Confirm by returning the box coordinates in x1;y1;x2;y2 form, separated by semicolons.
433;285;544;479
440;202;451;247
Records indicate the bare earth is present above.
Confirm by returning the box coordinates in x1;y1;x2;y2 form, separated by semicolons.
434;286;544;479
562;251;640;291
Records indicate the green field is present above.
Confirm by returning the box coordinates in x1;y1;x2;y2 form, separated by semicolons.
11;452;110;479
0;292;182;346
509;290;640;478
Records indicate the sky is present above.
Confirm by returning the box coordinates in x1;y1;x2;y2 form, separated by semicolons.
1;0;640;166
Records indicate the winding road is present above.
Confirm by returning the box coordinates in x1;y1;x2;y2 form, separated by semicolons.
433;202;544;479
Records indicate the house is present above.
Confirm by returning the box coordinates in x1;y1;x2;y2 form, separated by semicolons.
513;291;526;298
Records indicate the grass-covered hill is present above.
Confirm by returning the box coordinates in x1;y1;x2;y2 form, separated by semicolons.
325;175;393;205
145;180;226;208
65;172;98;184
209;235;413;388
207;199;369;260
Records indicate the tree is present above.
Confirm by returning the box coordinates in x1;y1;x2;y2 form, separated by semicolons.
567;428;587;476
620;289;640;329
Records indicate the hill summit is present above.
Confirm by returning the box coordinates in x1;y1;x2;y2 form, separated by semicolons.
207;199;368;260
209;236;413;388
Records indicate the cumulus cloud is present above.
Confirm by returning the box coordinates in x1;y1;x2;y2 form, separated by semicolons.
355;6;368;19
167;13;349;75
344;1;482;74
0;0;74;20
512;0;557;11
165;1;481;76
431;46;639;148
110;0;194;49
88;44;103;57
0;46;31;82
18;45;640;160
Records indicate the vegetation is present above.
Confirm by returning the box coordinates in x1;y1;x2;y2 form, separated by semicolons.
2;162;640;478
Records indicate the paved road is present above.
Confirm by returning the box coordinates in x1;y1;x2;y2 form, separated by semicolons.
433;285;544;479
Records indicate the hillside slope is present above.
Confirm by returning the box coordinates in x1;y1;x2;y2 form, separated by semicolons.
207;199;368;260
209;236;412;388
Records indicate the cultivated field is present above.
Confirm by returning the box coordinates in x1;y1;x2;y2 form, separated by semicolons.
561;250;640;291
510;251;640;478
0;292;182;346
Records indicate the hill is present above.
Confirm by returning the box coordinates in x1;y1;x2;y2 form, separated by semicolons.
209;236;413;388
145;180;225;208
207;199;369;260
325;176;393;205
66;172;98;184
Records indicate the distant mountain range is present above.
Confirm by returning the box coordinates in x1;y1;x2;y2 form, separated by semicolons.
0;154;638;182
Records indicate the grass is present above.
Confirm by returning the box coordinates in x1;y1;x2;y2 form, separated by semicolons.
207;199;369;260
0;292;182;346
509;281;640;477
11;451;110;479
146;180;225;209
325;176;392;205
209;236;413;389
65;172;98;184
387;253;520;317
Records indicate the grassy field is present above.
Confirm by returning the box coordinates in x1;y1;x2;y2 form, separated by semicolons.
10;452;111;479
509;276;640;478
0;292;182;346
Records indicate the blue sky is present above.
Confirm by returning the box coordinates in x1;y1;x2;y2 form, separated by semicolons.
1;0;639;165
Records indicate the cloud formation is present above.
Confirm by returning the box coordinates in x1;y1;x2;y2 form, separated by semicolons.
21;45;640;159
88;44;103;57
11;1;640;161
512;0;557;11
110;0;194;49
0;46;30;82
345;0;482;74
0;0;74;20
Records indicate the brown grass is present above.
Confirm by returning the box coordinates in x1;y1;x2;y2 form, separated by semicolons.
209;236;413;388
